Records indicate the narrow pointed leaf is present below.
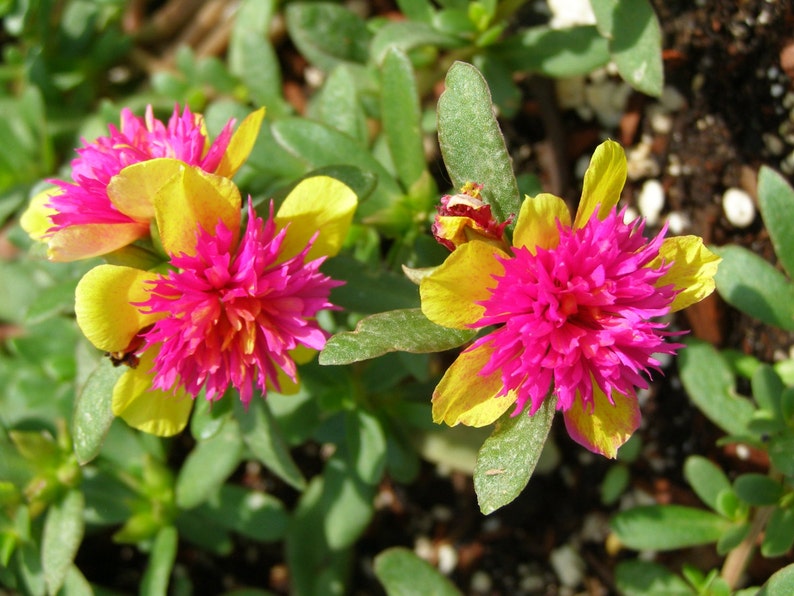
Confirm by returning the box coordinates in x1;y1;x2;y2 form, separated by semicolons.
72;358;125;464
438;61;520;229
140;526;178;596
319;308;476;365
473;397;556;514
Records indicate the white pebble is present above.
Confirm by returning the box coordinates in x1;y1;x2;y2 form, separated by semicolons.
722;187;756;227
436;542;458;575
470;570;492;593
665;211;689;235
647;104;674;134
735;444;751;460
549;545;586;588
637;179;665;225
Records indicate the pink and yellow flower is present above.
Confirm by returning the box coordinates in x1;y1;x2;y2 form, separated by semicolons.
432;181;511;250
21;105;264;261
421;141;720;457
74;161;357;436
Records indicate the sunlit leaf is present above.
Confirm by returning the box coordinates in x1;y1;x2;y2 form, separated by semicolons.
72;358;125;465
758;166;794;279
42;489;85;595
473;397;556;514
374;547;462;596
611;505;730;550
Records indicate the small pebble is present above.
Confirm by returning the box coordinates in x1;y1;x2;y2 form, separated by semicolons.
437;542;458;575
665;211;689;235
549;545;586;588
470;570;492;593
637;179;665;225
722;187;756;227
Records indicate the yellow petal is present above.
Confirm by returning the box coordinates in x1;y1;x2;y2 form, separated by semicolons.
214;107;266;179
107;158;187;221
20;188;59;241
153;164;242;257
512;193;571;253
574;140;627;228
274;175;358;262
420;240;507;329
112;349;193;437
651;236;722;312
432;344;516;427
48;223;150;262
562;387;640;458
75;264;161;352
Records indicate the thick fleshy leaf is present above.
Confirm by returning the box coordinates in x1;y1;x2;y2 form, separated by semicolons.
374;547;461;596
381;47;425;189
652;235;721;312
319;453;375;550
176;416;244;509
153;165;241;257
432;344;516;427
42;489;85;595
75;265;160;352
437;61;521;229
112;349;193;437
678;338;755;437
611;504;730;550
320;308;476;365
19;187;59;241
615;560;696;595
107;158;183;221
574;140;627;228
140;525;178;596
72;358;126;465
512;193;570;253
712;245;794;330
473;396;556;514
683;455;732;513
562;388;640;458
757;166;794;279
420;240;507;329
274;175;357;262
215;107;265;178
47;222;150;262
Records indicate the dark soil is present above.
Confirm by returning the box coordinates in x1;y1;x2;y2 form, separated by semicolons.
74;1;794;594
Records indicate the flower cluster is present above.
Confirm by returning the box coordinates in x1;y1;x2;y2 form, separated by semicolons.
421;141;720;457
22;105;357;436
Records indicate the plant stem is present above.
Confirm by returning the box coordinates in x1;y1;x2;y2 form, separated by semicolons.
721;505;775;589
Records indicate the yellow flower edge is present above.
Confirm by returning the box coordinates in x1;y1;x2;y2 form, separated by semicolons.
651;235;722;312
512;192;571;253
562;388;640;458
574;140;627;229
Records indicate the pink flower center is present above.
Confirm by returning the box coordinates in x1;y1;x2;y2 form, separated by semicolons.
471;207;681;416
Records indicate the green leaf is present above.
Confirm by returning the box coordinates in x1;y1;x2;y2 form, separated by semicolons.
683;455;731;512
592;0;664;96
190;393;233;441
285;2;370;71
71;358;124;465
758;563;794;595
369;21;463;65
758;166;794;279
16;540;45;596
42;489;85;595
61;564;93;596
321;453;375;550
374;547;462;596
320;308;475;365
734;474;783;506
196;484;288;542
610;505;730;551
601;463;630;505
346;409;387;485
473;397;556;514
615;560;694;595
678;338;755;436
488;25;610;78
752;364;785;418
234;399;306;491
713;245;794;330
381;48;426;189
395;0;435;23
175;417;244;509
716;522;750;555
762;507;794;557
140;525;177;596
769;433;794;477
323;256;420;314
286;477;352;596
437;61;520;230
314;64;368;143
271;118;401;220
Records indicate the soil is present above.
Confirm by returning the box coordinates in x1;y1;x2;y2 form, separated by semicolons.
57;0;794;594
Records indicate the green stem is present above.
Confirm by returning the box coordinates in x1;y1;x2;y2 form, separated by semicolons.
721;505;775;589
